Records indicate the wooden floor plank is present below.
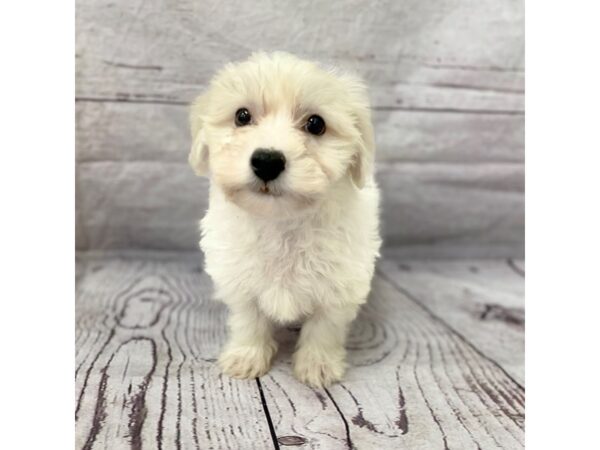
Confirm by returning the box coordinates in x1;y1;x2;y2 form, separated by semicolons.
323;275;523;449
377;259;524;385
507;259;525;277
75;256;276;450
76;253;525;449
259;328;353;449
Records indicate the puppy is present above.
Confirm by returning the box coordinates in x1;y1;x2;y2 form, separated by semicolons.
189;52;381;387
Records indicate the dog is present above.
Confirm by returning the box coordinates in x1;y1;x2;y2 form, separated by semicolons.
188;52;381;387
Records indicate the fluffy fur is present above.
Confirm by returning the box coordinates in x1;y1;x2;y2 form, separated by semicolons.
189;52;381;387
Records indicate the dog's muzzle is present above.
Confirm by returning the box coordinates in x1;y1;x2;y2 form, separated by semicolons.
250;149;286;182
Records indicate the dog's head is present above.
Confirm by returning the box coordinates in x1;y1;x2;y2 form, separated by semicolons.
189;52;374;218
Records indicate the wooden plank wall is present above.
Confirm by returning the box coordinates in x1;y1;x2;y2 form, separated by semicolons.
76;0;524;257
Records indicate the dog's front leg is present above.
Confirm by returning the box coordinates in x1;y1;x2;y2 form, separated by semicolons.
218;301;277;379
293;305;359;388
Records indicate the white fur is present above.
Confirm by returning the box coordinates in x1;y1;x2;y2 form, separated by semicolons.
189;52;381;387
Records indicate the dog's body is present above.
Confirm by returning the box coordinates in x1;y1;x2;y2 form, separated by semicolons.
189;52;381;387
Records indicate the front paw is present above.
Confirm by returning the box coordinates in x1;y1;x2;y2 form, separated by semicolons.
218;344;276;379
292;348;346;388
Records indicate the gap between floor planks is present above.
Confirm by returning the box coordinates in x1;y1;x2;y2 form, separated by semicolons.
75;253;524;450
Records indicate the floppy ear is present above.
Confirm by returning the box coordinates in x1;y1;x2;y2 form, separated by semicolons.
350;104;375;189
188;93;210;176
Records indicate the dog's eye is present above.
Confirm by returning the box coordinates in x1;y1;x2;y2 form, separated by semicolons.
235;108;252;126
304;115;326;136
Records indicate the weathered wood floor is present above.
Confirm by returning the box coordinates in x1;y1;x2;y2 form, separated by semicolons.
76;252;524;449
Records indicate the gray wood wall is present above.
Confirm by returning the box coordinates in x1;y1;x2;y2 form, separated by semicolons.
76;0;524;257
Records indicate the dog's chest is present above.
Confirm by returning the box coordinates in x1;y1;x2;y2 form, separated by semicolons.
218;221;344;321
250;226;330;286
249;229;337;321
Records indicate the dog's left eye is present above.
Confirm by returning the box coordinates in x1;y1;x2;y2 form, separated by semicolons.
304;115;326;136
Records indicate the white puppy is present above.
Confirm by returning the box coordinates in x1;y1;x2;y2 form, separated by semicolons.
189;52;381;387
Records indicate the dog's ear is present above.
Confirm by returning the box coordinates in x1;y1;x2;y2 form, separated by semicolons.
188;93;210;176
349;102;375;189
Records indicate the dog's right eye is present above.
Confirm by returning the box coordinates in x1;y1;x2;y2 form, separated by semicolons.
235;108;252;126
304;115;326;136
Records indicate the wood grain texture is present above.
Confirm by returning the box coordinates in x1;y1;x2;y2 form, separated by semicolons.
75;0;524;110
75;0;524;255
332;276;524;449
76;252;524;449
76;160;523;255
378;259;525;384
75;102;524;165
76;161;208;250
75;255;275;449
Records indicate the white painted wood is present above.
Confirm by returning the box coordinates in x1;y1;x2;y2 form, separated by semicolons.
75;100;524;254
323;274;522;449
76;253;525;449
508;259;525;277
76;102;524;164
75;255;275;449
76;161;209;250
75;0;524;110
378;259;525;383
75;0;524;255
76;161;524;255
378;162;524;251
260;347;351;448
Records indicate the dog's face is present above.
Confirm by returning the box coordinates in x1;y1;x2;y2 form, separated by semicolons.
189;52;374;218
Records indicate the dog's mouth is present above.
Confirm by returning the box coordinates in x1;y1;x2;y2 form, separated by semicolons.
222;179;318;216
252;181;283;197
258;184;278;196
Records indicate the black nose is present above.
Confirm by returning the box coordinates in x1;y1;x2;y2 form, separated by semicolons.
250;149;286;182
